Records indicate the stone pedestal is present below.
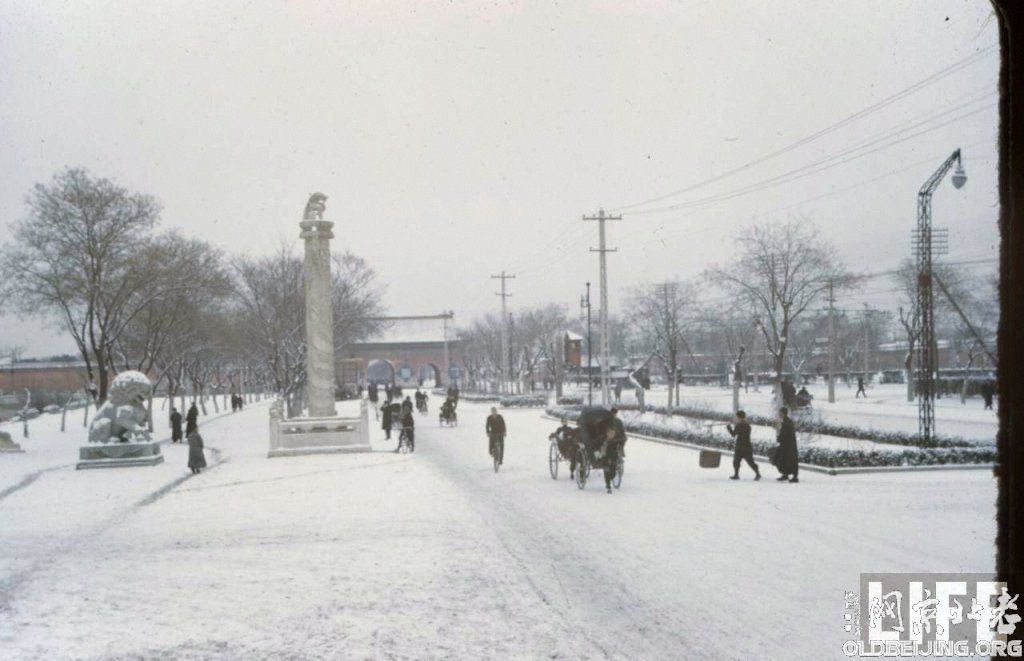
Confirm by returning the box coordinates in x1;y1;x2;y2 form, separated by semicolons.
300;219;338;419
0;430;24;453
76;441;164;469
268;400;371;458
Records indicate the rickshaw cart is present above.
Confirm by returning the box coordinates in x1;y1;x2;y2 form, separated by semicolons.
573;408;624;490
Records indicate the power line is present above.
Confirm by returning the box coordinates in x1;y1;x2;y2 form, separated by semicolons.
612;44;997;213
628;99;996;217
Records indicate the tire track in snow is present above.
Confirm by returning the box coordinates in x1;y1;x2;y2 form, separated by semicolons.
419;425;703;659
1;405;261;612
0;464;72;502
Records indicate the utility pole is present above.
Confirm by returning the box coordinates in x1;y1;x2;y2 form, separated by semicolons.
862;305;871;381
580;282;593;406
827;281;836;403
492;272;515;394
583;208;621;407
508;312;516;394
442;310;453;387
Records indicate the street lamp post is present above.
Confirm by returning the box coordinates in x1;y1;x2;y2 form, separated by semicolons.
915;148;966;444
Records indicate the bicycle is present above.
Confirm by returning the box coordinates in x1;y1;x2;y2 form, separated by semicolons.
489;434;504;472
397;426;415;453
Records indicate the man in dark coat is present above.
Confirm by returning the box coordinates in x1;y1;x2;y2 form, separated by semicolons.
187;430;207;474
981;381;995;410
368;383;379;405
727;410;760;480
856;377;867;398
185;403;199;436
601;409;626;494
486;407;506;465
381;402;394;440
170;407;183;443
774;407;799;483
549;418;579;478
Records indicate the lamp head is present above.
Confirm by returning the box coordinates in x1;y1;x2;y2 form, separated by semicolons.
952;165;967;189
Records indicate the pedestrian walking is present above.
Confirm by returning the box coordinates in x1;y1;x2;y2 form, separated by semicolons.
185;402;199;436
981;381;995;410
773;407;799;483
726;410;760;480
614;382;622;403
381;402;393;440
855;377;867;398
170;407;183;443
187;430;207;474
601;409;626;494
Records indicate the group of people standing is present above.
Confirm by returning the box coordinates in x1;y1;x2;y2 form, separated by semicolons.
169;402;207;474
725;407;799;483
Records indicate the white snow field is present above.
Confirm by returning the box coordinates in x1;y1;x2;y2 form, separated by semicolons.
0;399;996;660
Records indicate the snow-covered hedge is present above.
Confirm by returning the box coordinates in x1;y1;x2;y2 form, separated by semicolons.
545;406;997;469
603;402;981;450
496;394;586;408
430;389;501;403
499;394;548;408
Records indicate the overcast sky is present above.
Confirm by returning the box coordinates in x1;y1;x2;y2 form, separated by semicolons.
0;0;1000;357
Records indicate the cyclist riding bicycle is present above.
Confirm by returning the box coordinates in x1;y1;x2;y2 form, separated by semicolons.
485;406;506;466
397;409;415;452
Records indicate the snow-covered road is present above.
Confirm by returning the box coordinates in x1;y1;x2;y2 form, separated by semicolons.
0;400;997;659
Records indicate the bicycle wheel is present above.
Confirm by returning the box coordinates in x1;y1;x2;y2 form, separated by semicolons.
613;457;624;489
548;442;559;479
493;439;503;472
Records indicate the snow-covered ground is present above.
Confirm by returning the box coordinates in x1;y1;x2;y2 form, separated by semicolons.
1;399;997;659
580;381;998;443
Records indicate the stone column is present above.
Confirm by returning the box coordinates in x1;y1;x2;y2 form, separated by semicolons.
300;219;337;418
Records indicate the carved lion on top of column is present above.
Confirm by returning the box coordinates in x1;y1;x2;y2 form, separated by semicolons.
303;192;328;221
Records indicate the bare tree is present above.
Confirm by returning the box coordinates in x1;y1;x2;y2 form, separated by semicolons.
708;219;847;404
786;315;827;380
228;246;382;416
893;259;974;402
458;314;505;392
511;305;569;392
0;168;162;402
628;280;696;410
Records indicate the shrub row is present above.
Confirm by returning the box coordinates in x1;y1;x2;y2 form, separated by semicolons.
545;406;997;469
498;394;586;407
604;402;982;449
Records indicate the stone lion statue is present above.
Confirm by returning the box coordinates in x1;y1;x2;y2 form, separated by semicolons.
303;192;327;221
88;371;153;443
